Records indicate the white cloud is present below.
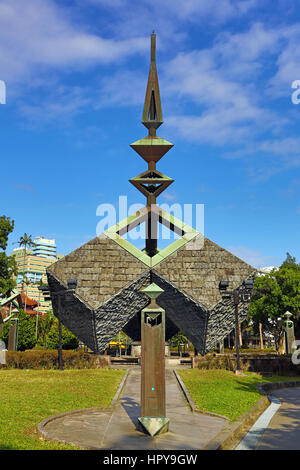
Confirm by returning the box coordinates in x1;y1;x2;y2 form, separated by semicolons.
89;0;259;25
0;0;148;84
161;36;283;146
0;0;298;183
227;245;279;268
96;70;145;108
18;85;91;123
268;24;300;97
161;192;177;202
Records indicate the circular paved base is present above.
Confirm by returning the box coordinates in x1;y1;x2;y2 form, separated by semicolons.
39;369;227;450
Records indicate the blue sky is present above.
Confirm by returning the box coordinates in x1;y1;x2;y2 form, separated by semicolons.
1;0;300;268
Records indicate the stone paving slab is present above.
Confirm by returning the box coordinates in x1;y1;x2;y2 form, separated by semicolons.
40;367;227;450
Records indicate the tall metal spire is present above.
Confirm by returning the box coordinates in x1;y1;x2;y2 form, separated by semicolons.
129;33;174;257
142;32;163;134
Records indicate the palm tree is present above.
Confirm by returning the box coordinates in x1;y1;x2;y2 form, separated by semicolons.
13;234;35;312
16;233;35;286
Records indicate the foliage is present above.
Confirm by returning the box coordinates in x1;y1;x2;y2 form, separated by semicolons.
111;330;132;344
0;369;125;450
45;318;79;350
194;352;297;375
2;350;110;369
105;331;132;356
0;309;37;351
15;233;35;285
36;310;55;347
249;252;300;348
0;216;17;296
170;331;188;349
16;233;35;252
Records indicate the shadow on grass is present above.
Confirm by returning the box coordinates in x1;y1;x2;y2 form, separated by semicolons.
0;443;21;450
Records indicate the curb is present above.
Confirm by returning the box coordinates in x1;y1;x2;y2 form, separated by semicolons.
37;369;129;446
203;380;300;450
110;369;130;408
203;396;269;450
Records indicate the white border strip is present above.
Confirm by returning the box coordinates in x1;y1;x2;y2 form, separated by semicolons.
235;396;281;450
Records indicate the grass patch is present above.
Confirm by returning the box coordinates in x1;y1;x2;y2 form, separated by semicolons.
0;368;125;450
178;369;300;422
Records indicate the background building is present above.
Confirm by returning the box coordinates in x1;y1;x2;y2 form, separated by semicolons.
12;237;63;315
33;237;57;259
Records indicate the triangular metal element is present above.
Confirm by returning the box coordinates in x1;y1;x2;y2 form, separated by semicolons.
104;205;199;268
138;417;169;436
130;136;173;164
142;282;164;299
129;169;173;198
142;33;163;130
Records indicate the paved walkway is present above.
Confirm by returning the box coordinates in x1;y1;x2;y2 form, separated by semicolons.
40;367;227;450
255;388;300;450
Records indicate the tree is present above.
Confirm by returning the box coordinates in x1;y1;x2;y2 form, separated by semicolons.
170;331;188;355
46;318;79;350
111;330;132;355
36;310;55;347
13;233;35;284
0;216;17;296
14;233;35;311
249;253;300;350
0;309;37;351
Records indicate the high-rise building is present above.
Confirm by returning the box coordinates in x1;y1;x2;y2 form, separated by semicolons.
33;237;57;259
12;237;63;315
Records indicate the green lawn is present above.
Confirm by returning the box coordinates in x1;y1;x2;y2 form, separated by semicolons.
0;368;125;450
178;369;300;422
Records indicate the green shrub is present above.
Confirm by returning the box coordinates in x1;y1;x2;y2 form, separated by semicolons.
2;350;109;369
0;310;37;351
45;319;79;350
194;353;300;375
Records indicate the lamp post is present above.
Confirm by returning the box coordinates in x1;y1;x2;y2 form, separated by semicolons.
219;279;254;375
36;285;42;339
8;317;19;351
38;279;77;371
284;311;295;354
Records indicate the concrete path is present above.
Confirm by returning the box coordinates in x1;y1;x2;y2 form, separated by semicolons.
255;388;300;450
236;395;282;450
41;367;227;450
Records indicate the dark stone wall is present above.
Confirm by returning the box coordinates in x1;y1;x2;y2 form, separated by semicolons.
47;272;98;351
123;312;179;342
94;272;150;352
152;271;208;355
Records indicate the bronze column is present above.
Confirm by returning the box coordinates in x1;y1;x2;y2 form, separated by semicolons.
138;283;169;436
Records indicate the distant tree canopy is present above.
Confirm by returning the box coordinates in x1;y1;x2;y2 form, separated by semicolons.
249;253;300;346
0;216;17;296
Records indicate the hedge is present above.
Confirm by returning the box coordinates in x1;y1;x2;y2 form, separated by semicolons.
193;353;300;375
0;350;110;370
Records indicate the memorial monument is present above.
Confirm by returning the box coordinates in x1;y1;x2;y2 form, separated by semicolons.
47;32;256;434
